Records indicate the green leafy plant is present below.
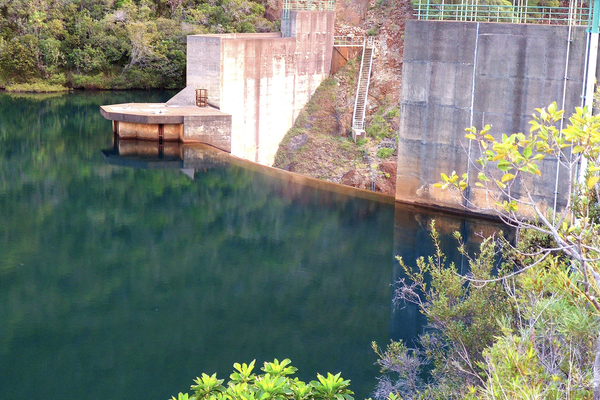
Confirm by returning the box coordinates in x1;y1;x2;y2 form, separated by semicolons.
377;148;394;159
170;360;353;400
310;373;353;400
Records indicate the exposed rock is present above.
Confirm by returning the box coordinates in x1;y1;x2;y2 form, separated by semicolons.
288;134;308;151
335;0;368;26
379;161;397;177
341;169;369;189
282;162;297;172
265;0;283;22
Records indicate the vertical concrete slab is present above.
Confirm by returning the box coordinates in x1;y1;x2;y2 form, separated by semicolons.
184;11;334;166
396;20;591;217
183;114;232;153
186;36;223;108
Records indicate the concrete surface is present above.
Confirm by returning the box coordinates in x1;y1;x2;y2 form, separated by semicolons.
396;20;594;217
178;10;335;165
102;11;335;164
101;102;232;151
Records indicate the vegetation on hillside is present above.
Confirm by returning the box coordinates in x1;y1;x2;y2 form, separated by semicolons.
0;0;277;91
274;0;409;195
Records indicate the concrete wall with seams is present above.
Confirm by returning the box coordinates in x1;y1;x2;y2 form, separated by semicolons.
396;20;597;217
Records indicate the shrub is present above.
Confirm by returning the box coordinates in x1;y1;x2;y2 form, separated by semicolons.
377;148;394;159
5;81;69;93
169;359;354;400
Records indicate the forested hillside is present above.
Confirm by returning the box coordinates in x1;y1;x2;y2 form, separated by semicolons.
0;0;277;91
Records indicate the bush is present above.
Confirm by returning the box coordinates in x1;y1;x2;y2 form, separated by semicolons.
5;82;69;93
366;28;379;36
377;148;394;159
374;224;598;400
169;359;354;400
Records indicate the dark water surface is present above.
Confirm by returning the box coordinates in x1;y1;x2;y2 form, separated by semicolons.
0;91;503;400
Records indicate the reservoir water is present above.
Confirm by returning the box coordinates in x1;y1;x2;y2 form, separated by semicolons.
0;91;503;400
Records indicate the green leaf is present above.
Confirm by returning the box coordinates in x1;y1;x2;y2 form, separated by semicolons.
494;179;506;189
501;173;515;183
532;154;545;161
478;172;490;182
587;176;599;189
522;146;532;159
497;161;511;171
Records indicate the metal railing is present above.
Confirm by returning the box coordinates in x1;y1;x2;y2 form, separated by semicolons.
334;36;366;46
413;0;591;25
282;0;335;12
352;37;375;141
282;0;335;36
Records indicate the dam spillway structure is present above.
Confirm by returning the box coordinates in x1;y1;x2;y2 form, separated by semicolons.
101;1;335;166
395;0;599;217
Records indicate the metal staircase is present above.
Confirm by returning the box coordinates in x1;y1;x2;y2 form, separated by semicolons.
352;37;375;141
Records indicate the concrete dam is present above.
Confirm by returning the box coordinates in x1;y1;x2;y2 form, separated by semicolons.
101;8;335;166
101;0;599;218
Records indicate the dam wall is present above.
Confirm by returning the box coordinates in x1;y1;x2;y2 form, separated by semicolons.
396;20;596;216
169;11;335;165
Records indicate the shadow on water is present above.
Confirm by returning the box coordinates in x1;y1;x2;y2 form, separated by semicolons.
0;91;508;400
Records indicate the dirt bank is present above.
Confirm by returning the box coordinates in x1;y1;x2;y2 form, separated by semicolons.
273;0;413;196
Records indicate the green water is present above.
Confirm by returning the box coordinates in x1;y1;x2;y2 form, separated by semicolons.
0;91;502;400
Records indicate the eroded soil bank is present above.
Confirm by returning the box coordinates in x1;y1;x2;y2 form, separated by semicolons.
274;0;413;196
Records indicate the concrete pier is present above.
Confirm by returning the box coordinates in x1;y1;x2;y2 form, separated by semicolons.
100;103;232;152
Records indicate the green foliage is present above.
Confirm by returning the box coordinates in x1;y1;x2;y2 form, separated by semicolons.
0;35;39;83
386;108;400;120
366;28;379;36
171;359;354;400
366;105;398;141
5;81;69;93
0;0;275;90
375;224;598;399
377;148;394;159
388;102;600;399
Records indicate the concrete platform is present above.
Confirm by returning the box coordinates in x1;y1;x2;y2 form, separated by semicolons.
100;102;233;152
100;103;226;124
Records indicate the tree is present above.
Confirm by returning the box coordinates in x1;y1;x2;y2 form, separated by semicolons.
436;103;600;397
437;103;600;308
376;104;600;399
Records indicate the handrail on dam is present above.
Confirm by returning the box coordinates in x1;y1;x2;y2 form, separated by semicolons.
414;0;591;25
281;0;335;36
333;36;366;46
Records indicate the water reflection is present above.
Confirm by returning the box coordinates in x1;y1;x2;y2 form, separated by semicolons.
0;91;507;400
391;207;510;346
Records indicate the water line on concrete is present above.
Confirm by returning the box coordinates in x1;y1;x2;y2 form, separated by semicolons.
464;22;480;209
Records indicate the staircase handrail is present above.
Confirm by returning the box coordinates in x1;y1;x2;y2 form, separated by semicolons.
352;37;375;140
